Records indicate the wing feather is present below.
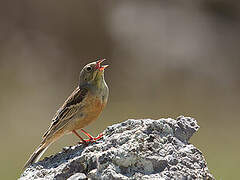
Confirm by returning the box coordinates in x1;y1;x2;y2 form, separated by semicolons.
43;86;88;138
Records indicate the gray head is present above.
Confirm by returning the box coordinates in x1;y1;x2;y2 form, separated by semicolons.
79;59;108;87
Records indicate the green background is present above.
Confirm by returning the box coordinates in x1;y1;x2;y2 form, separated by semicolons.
0;1;239;179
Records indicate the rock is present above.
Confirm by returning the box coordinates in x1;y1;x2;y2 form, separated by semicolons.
68;173;87;180
20;116;215;180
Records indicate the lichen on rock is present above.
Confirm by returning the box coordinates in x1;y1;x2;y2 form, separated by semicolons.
20;116;214;180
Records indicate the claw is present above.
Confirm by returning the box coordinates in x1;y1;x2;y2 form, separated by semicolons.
77;133;103;145
81;129;104;141
94;133;103;141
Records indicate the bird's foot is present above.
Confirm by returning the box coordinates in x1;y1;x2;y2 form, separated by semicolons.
77;133;103;145
89;133;103;141
80;129;103;141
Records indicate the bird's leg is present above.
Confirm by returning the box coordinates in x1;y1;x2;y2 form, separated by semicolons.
80;129;94;140
72;130;88;145
81;129;103;141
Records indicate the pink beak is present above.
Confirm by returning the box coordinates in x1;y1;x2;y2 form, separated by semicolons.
96;59;109;71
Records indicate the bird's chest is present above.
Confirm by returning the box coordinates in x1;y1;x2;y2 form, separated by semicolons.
74;93;106;129
85;94;106;116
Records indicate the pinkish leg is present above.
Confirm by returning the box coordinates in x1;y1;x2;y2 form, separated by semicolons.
72;130;88;145
81;129;103;141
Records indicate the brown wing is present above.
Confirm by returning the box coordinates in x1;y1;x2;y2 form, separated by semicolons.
43;86;88;139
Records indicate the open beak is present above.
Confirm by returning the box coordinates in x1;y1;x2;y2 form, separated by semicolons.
96;59;109;71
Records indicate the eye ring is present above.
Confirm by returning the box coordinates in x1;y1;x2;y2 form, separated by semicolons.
86;66;92;72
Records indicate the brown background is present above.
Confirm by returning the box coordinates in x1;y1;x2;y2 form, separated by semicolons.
0;1;239;179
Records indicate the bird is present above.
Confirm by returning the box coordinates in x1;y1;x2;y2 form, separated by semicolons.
23;59;109;170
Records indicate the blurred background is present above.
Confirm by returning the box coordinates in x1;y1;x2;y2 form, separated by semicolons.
0;0;239;179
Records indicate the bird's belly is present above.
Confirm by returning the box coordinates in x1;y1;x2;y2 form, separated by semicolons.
73;95;106;130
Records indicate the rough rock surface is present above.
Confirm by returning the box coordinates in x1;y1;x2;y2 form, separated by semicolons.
20;116;214;180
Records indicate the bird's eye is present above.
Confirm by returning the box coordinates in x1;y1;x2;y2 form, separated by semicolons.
86;66;92;72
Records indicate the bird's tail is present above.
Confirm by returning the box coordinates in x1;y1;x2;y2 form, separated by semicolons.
23;142;50;170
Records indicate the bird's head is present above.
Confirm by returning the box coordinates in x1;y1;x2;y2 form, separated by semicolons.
79;59;108;87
